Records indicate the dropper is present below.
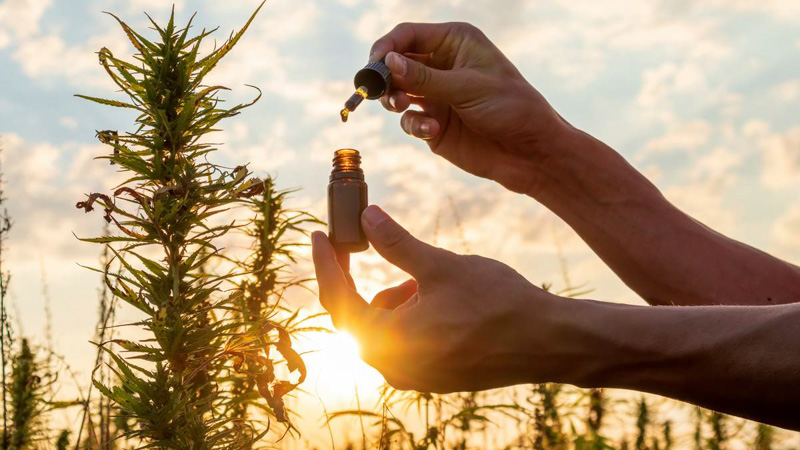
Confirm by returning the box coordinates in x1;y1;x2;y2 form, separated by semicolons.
340;86;368;122
340;60;392;122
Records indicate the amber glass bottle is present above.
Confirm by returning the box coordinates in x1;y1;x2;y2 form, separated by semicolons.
328;149;368;252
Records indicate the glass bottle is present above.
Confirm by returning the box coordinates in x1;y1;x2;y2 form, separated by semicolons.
328;149;368;252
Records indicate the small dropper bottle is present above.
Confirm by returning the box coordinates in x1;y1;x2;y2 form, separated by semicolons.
340;60;392;122
328;149;368;252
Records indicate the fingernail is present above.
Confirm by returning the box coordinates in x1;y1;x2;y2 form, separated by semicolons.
311;231;325;246
385;52;407;77
419;121;432;137
362;205;389;229
388;94;397;110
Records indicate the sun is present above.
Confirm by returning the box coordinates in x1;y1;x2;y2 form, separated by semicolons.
300;330;386;406
327;330;362;363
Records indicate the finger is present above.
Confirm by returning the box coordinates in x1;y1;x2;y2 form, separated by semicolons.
311;231;369;331
403;52;434;67
400;110;441;140
380;90;411;113
334;250;356;289
370;22;462;62
361;205;446;279
371;279;418;310
385;51;470;103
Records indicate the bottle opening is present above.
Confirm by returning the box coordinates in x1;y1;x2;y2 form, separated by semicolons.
332;149;362;173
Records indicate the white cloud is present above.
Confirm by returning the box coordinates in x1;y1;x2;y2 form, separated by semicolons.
119;0;186;14
689;146;742;180
663;176;736;233
214;120;297;172
202;0;321;94
771;80;800;102
708;0;800;21
638;63;705;107
58;116;78;130
636;60;742;123
0;0;52;49
772;205;800;251
10;24;130;89
0;133;123;262
639;120;712;159
758;125;800;189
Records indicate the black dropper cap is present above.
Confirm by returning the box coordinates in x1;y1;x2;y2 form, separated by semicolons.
354;60;392;99
340;60;392;122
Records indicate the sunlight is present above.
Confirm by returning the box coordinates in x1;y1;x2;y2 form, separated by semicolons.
303;331;386;406
329;330;362;362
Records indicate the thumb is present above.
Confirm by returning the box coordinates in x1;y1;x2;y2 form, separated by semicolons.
385;52;465;103
361;205;445;279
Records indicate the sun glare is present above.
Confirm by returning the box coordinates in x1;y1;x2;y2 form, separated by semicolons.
302;330;385;406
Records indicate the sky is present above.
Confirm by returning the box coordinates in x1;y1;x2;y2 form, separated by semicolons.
1;0;800;445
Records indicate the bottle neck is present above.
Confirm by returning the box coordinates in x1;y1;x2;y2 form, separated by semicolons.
330;149;364;181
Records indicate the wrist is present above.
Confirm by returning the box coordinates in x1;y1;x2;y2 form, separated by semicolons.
556;300;700;393
516;120;589;199
517;296;669;389
511;292;609;386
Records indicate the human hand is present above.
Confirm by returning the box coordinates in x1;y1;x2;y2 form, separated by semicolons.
311;205;568;393
370;22;571;195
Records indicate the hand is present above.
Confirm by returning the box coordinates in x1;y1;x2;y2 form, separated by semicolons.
311;205;567;393
370;22;570;194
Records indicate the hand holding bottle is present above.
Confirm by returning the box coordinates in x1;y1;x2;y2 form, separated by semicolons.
312;205;571;393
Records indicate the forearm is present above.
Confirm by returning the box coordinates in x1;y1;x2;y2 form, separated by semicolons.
548;298;800;430
528;125;800;306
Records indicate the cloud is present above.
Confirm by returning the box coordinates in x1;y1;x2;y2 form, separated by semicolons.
201;0;322;95
213;120;297;173
771;80;800;102
708;0;800;21
58;116;78;130
663;176;736;233
638;120;712;159
772;205;800;252
656;135;744;234
0;0;52;49
118;0;186;14
9;19;131;89
757;125;800;189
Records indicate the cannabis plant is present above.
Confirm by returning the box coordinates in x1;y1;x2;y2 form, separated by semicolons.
227;177;320;429
0;146;12;449
76;4;310;446
6;339;47;449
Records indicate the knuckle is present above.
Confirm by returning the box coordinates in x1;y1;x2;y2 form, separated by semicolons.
394;22;413;33
450;21;476;36
370;37;388;54
415;63;432;88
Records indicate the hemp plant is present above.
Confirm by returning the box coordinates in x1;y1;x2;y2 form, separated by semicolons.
76;3;309;446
